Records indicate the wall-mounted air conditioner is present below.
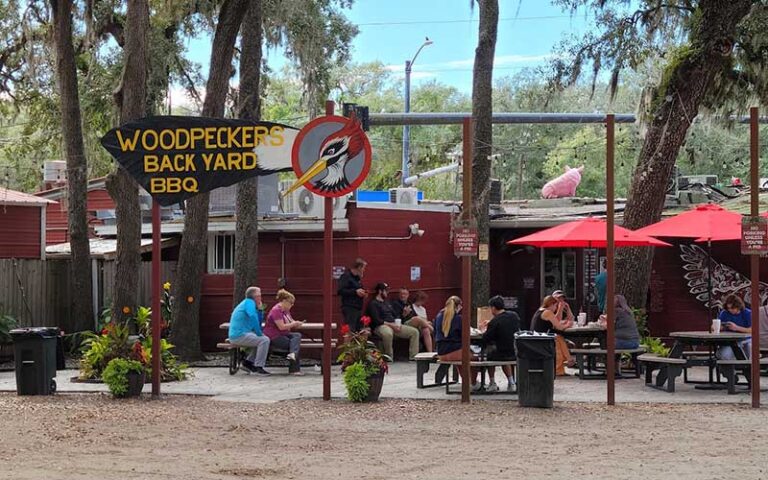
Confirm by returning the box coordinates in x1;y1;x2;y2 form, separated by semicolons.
388;187;419;206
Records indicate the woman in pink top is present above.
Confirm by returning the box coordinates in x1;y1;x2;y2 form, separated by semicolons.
263;289;304;375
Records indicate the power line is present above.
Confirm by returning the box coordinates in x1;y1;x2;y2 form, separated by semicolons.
356;15;574;27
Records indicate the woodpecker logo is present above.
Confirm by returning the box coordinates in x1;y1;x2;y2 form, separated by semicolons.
283;113;372;199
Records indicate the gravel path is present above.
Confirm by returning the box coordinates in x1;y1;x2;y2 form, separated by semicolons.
1;393;767;479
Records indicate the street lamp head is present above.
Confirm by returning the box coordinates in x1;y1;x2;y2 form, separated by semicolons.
424;37;433;46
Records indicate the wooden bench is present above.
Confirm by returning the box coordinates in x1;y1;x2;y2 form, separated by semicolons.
438;360;517;395
570;347;645;380
218;338;337;375
414;352;458;389
637;353;687;392
716;358;768;394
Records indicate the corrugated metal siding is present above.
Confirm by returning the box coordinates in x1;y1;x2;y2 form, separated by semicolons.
0;206;41;259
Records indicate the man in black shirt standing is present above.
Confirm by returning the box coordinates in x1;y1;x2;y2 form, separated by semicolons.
337;258;368;332
482;295;520;392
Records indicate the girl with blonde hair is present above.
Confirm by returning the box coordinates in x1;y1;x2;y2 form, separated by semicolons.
434;296;479;390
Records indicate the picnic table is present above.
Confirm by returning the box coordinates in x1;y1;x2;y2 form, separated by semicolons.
561;324;606;348
653;331;751;391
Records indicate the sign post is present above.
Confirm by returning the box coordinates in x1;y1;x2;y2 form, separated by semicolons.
283;103;372;401
102;117;303;396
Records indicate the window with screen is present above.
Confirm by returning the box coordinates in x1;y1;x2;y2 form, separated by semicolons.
212;234;235;273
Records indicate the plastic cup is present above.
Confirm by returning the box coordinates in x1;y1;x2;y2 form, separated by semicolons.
578;313;587;326
712;319;721;334
395;318;402;327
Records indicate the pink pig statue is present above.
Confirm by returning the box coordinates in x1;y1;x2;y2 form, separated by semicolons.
541;165;584;199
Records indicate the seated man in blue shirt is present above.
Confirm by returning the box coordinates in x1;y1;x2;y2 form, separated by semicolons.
717;294;752;360
229;286;271;375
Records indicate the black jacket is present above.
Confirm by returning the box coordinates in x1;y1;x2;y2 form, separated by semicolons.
337;271;364;310
366;298;396;330
482;311;521;359
390;299;414;321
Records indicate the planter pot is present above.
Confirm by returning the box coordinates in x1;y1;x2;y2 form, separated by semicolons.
115;371;145;398
364;371;385;402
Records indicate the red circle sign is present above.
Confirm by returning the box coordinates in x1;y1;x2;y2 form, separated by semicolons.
289;114;372;198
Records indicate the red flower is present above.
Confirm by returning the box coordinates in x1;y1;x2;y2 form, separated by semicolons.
340;324;350;335
361;316;371;327
101;328;108;336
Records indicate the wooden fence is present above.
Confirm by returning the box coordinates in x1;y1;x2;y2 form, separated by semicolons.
0;259;71;329
0;258;177;332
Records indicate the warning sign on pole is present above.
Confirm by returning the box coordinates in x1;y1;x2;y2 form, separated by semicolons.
741;216;768;255
454;228;478;256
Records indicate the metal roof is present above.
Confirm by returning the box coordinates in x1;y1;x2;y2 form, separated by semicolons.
0;187;57;207
46;237;179;260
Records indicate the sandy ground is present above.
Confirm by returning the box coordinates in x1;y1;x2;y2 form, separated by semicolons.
1;394;767;480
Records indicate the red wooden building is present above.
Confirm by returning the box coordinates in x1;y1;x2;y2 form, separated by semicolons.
93;199;461;351
0;187;55;259
35;177;114;245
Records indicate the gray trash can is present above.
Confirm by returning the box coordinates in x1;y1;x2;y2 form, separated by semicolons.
514;332;555;408
10;328;59;395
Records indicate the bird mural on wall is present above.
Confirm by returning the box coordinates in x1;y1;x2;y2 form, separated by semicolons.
281;113;366;198
679;244;768;308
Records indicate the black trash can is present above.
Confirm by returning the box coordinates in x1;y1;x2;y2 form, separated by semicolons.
10;328;59;395
514;332;555;408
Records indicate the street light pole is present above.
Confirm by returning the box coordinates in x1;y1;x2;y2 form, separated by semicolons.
402;38;432;186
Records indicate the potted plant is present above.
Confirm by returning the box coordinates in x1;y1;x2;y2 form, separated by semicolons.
102;358;145;398
337;316;389;402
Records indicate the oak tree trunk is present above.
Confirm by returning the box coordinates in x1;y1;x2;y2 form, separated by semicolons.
170;0;249;360
233;0;262;305
470;0;498;314
616;0;752;309
105;0;148;326
51;0;94;331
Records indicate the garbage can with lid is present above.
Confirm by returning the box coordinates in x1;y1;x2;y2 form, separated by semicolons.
10;327;59;395
514;332;555;408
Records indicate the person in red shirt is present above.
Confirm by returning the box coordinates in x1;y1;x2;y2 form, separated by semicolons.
263;289;305;375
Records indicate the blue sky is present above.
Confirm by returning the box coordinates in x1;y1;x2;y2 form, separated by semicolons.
181;1;593;100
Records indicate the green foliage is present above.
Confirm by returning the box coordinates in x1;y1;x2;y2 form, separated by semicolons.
79;306;188;381
342;361;370;402
0;314;17;344
79;320;133;380
632;307;670;357
102;358;144;397
641;336;671;357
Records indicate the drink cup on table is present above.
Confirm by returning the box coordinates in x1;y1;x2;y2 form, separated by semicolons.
577;312;587;326
712;319;721;334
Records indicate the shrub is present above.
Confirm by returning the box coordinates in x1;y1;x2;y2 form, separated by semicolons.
102;358;144;397
0;314;18;344
342;362;371;402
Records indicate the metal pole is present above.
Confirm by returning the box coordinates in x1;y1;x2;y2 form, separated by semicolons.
750;106;760;409
151;200;161;396
461;117;472;403
323;100;335;401
402;60;411;186
606;114;616;406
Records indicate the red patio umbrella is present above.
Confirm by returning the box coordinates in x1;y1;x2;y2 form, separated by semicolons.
635;203;744;317
507;217;672;248
508;217;669;317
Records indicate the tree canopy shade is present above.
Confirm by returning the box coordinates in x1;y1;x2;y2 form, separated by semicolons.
547;0;768;307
